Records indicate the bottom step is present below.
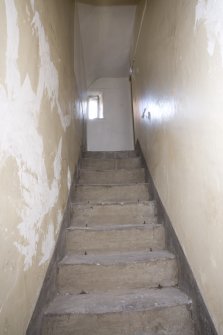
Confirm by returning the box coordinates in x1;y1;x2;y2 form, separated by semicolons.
43;287;194;335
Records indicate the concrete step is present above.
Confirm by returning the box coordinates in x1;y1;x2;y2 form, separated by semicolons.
66;223;165;254
74;184;150;203
42;287;194;335
83;150;137;159
57;250;177;293
78;168;145;184
80;157;142;170
71;201;157;226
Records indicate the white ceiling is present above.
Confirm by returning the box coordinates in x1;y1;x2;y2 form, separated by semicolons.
77;2;136;86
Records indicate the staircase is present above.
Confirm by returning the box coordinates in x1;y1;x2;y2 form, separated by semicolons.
42;151;194;334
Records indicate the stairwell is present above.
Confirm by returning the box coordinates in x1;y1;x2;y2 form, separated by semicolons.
42;150;195;334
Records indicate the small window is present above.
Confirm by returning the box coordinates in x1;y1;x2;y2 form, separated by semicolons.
87;93;103;120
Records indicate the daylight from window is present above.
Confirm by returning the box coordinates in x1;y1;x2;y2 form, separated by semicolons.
88;94;103;120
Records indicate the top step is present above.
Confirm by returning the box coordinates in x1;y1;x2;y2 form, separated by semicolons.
81;157;142;170
83;151;137;159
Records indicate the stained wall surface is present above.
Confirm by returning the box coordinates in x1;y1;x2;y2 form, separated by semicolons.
0;0;83;334
87;78;134;151
132;0;223;334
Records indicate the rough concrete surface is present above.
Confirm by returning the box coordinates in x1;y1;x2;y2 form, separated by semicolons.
41;150;194;334
81;157;142;170
66;223;165;253
83;151;137;158
79;168;145;184
75;183;150;202
43;288;194;335
57;250;177;293
71;200;157;226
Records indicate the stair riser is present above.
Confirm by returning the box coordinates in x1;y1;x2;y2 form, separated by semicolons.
71;202;157;226
75;184;150;203
79;169;145;185
81;158;142;170
66;226;165;254
83;151;137;159
42;305;193;335
58;259;177;293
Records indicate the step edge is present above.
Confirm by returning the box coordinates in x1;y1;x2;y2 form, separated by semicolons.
67;223;163;231
76;182;150;187
79;167;145;173
58;251;176;266
44;288;192;316
71;200;156;207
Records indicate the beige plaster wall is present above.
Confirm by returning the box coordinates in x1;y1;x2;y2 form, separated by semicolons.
132;0;223;334
0;0;84;334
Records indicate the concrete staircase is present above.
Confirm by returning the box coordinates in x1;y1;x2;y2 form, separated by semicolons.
42;151;194;335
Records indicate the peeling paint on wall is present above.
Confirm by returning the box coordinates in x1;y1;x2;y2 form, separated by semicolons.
195;0;223;64
39;223;55;266
0;0;70;271
56;210;63;234
0;0;83;333
14;138;62;270
67;167;72;191
32;10;72;130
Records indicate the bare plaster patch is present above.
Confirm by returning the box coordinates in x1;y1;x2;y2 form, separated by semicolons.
67;167;72;191
56;210;63;234
30;0;35;12
32;11;72;131
195;0;223;64
0;0;7;85
39;223;55;266
0;0;71;270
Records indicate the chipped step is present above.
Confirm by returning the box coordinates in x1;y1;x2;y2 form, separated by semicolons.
80;157;142;170
66;223;165;254
78;168;145;185
83;150;137;159
57;250;178;294
71;200;157;226
42;287;194;335
74;183;150;203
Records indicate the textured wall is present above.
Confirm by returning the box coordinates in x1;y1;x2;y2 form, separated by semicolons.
0;0;83;334
132;0;223;334
87;78;134;151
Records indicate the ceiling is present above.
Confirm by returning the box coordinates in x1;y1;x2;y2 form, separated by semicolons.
77;2;136;86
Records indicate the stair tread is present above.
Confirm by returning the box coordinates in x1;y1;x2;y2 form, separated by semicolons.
71;199;155;207
67;223;161;232
79;167;144;172
81;157;140;161
83;150;137;157
76;182;149;187
45;287;191;316
59;250;175;266
80;157;142;170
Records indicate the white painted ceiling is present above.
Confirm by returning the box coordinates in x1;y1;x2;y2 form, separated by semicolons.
77;2;136;86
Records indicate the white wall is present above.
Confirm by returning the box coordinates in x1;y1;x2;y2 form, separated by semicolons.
132;0;223;333
87;78;134;151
